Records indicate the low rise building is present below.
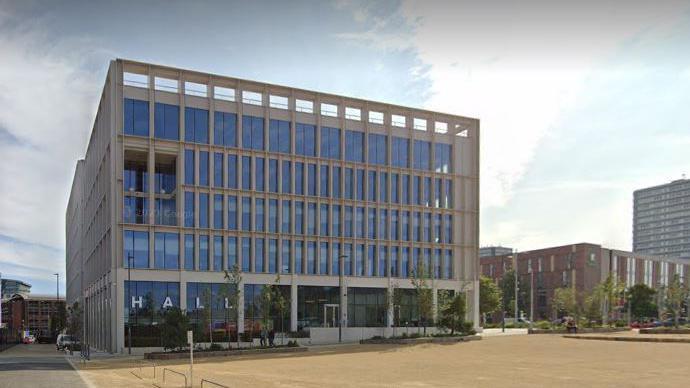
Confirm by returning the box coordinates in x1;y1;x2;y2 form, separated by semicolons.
1;294;65;339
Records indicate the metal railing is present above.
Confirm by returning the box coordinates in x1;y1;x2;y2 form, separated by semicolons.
163;368;188;387
201;379;230;388
139;360;157;379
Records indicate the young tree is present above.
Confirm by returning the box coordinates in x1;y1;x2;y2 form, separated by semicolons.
66;302;83;338
597;274;626;325
664;274;688;328
272;275;289;345
626;284;657;321
160;307;190;351
499;269;526;318
260;284;274;337
223;264;242;349
479;276;501;324
49;304;67;336
438;293;469;335
411;262;434;335
552;287;578;321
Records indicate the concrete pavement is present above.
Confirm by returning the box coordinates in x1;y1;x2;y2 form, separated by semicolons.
0;344;88;388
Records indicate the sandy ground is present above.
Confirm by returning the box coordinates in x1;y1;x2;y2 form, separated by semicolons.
76;335;690;387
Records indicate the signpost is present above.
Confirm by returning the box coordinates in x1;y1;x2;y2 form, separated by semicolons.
188;330;193;387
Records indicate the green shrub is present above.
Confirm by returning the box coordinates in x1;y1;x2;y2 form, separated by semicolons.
535;321;551;330
286;340;299;347
208;343;223;351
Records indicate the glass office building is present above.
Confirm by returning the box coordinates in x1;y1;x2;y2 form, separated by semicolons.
66;59;480;353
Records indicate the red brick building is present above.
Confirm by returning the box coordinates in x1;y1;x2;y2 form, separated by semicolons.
1;294;65;339
480;243;690;321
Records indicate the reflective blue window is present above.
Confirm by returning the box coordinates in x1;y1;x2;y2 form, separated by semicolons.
241;237;251;272
424;177;432;207
367;245;375;276
320;127;341;159
124;230;149;268
391;173;399;204
268;239;278;273
295;241;304;274
424;248;432;276
344;243;353;276
319;242;329;275
124;197;147;224
214;194;223;229
379;172;388;203
185;107;209;144
345;130;364;162
402;211;410;241
390;247;398;277
435;178;442;208
332;243;341;276
344;206;353;237
344;168;353;199
124;162;147;192
413;211;421;242
367;171;376;202
214;153;223;188
295;162;304;195
295;123;316;156
444;249;453;279
228;236;237;269
379;209;388;240
392;137;409;168
355;207;365;238
255;198;265;232
242;156;251;190
269;119;291;153
368;134;387;165
445;179;452;209
413;176;421;205
281;240;291;274
281;161;292;194
214;236;223;271
444;214;453;243
199;193;209;228
401;247;409;278
255;238;265;273
435;143;452;173
367;208;377;239
320;165;329;197
307;241;316;275
307;203;316;235
281;200;291;233
320;204;329;236
124;98;149;137
242;115;264;150
227;195;237;230
227;154;238;189
154;103;179;140
214;111;237;147
423;213;432;242
155;198;175;226
184;192;194;227
199;151;209;186
199;235;209;271
184;234;194;270
295;201;304;235
434;214;441;243
413;140;431;170
402;174;410;204
333;205;341;237
434;249;441;279
391;210;399;241
307;164;317;196
378;246;387;277
269;159;278;193
413;248;420;275
268;199;278;233
184;150;195;185
356;244;365;276
332;167;341;199
241;197;251;231
255;157;265;192
356;169;365;201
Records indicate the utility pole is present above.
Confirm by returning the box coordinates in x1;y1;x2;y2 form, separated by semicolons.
54;273;60;301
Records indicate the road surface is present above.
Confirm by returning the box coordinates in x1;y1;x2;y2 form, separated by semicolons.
0;343;88;388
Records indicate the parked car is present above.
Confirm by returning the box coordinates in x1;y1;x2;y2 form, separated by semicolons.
661;317;688;327
22;335;36;344
37;336;55;344
56;334;78;351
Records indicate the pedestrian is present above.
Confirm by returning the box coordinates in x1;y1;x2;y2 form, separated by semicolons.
260;326;267;347
269;328;275;347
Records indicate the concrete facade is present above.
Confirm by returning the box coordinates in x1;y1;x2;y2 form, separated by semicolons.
634;179;690;259
66;59;480;353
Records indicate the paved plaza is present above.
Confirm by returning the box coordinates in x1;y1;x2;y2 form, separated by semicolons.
71;334;690;387
0;344;87;388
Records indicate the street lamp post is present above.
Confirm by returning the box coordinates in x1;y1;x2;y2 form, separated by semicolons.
54;273;60;301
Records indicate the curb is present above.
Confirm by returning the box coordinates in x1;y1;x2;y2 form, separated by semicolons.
145;346;307;360
563;335;690;344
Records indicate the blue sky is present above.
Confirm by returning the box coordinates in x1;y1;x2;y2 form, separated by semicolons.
1;0;689;294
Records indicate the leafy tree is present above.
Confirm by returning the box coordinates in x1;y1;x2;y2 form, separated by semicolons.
260;284;274;332
583;290;602;326
626;284;657;320
479;276;501;323
49;304;67;336
411;262;434;335
664;274;689;328
499;269;526;318
552;287;578;321
596;274;626;325
438;293;468;335
66;302;83;339
159;307;190;351
271;275;289;345
223;264;242;349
